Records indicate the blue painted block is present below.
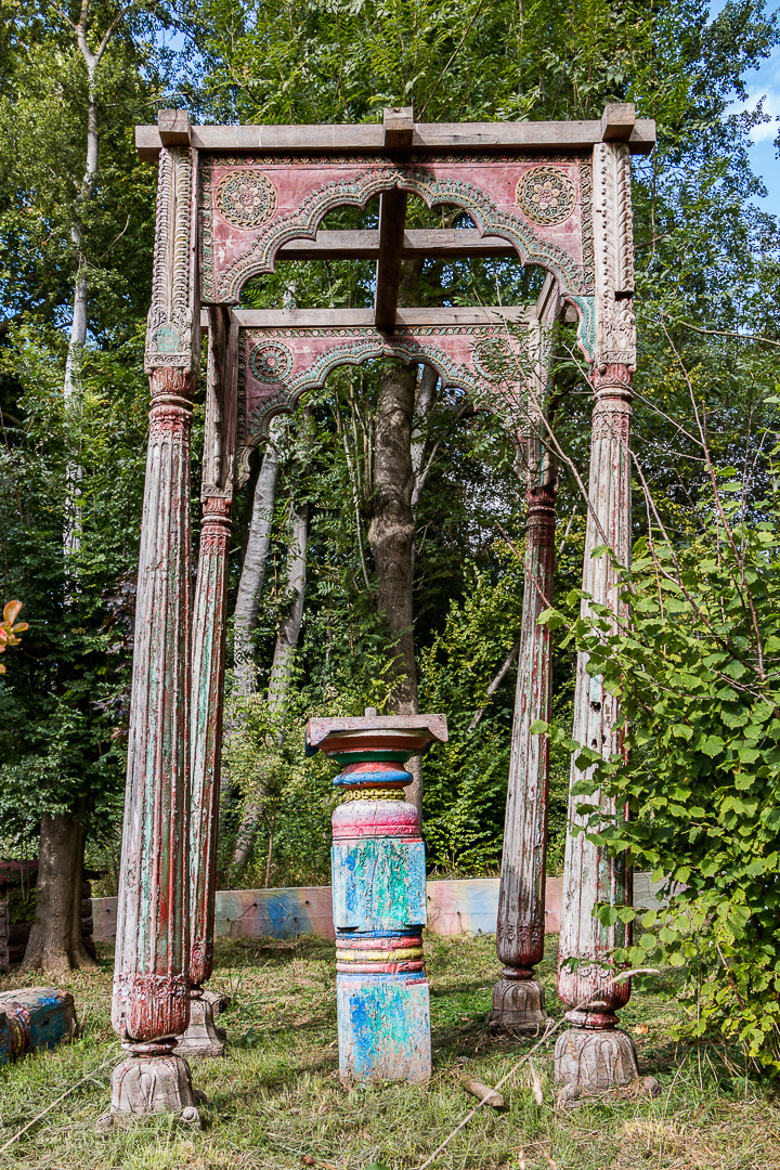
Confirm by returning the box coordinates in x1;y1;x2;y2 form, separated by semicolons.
337;973;431;1083
332;839;427;931
0;988;76;1063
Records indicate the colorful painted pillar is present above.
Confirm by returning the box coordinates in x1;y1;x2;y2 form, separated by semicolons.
305;711;448;1084
108;121;203;1123
491;293;558;1035
556;141;648;1100
177;309;237;1059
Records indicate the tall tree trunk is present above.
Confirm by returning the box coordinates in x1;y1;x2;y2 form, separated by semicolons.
368;361;424;809
220;418;284;830
232;416;284;696
231;501;309;874
22;813;88;976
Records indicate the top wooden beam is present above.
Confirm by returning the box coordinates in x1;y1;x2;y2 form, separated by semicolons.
136;105;656;161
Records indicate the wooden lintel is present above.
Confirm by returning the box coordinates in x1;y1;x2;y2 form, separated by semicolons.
384;106;414;150
157;109;191;147
374;189;408;332
135;118;656;161
600;102;636;142
201;306;531;329
276;228;517;260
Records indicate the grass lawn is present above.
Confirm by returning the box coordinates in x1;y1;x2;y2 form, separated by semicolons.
0;933;778;1170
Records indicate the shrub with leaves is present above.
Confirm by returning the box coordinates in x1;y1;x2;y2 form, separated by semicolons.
541;469;780;1070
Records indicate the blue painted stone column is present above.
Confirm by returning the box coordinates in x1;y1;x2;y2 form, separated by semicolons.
306;711;448;1085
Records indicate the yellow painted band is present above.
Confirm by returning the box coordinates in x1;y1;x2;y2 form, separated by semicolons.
336;788;405;803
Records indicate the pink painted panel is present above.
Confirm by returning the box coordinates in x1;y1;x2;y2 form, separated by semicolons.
200;155;593;302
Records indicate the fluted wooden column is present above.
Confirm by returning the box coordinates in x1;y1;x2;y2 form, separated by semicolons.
106;126;202;1124
555;362;637;1098
490;477;556;1033
109;367;199;1118
176;493;232;1057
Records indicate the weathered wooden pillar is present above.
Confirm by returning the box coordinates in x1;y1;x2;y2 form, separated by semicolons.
305;712;447;1084
177;308;237;1059
490;478;556;1033
556;140;641;1101
491;301;558;1035
108;124;203;1122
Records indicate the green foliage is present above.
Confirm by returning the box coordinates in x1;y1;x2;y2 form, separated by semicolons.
541;447;780;1070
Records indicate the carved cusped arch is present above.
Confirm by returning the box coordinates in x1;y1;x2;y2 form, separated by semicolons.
200;155;595;305
236;316;539;484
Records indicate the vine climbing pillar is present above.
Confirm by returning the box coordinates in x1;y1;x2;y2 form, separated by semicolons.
177;308;237;1059
556;141;644;1100
305;712;447;1084
108;122;203;1123
491;303;558;1035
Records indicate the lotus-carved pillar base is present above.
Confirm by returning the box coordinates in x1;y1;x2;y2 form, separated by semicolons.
488;971;547;1035
99;1045;201;1129
554;1025;639;1104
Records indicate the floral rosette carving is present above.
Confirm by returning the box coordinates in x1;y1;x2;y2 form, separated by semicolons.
516;166;575;226
216;169;277;229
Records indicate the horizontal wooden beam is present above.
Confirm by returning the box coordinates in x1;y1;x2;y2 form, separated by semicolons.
136;117;656;161
201;306;532;329
275;229;517;260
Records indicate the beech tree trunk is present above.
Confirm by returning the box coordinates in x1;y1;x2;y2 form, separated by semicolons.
231;501;309;874
368;361;424;809
22;813;94;976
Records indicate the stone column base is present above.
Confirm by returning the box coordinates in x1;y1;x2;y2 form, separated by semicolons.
175;994;226;1058
554;1027;639;1104
99;1051;202;1127
488;978;547;1035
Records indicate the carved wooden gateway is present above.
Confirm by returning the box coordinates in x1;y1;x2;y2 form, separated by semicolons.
107;105;655;1120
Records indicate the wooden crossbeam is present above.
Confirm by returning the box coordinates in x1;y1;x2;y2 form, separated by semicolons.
136;107;656;160
275;228;517;261
203;306;532;328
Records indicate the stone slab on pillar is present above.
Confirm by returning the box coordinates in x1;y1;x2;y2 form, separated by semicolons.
306;711;447;1084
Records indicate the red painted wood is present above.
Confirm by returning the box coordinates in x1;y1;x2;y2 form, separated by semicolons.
112;366;194;1047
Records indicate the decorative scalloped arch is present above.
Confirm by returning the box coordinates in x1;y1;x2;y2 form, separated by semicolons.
237;331;523;485
203;164;588;303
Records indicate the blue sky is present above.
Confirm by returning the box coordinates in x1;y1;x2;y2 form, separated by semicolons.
713;1;780;215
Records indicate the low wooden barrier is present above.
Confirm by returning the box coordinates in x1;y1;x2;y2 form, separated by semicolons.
92;873;663;946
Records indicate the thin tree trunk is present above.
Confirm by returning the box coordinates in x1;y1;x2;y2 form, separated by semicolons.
231;502;309;873
232;416;284;696
467;639;522;734
22;814;81;977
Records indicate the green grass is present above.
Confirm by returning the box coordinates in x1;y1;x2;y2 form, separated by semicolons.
1;935;779;1170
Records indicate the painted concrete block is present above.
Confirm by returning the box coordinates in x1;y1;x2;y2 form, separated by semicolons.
332;839;427;932
337;973;431;1083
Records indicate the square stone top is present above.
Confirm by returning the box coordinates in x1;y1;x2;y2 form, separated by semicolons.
305;712;448;756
